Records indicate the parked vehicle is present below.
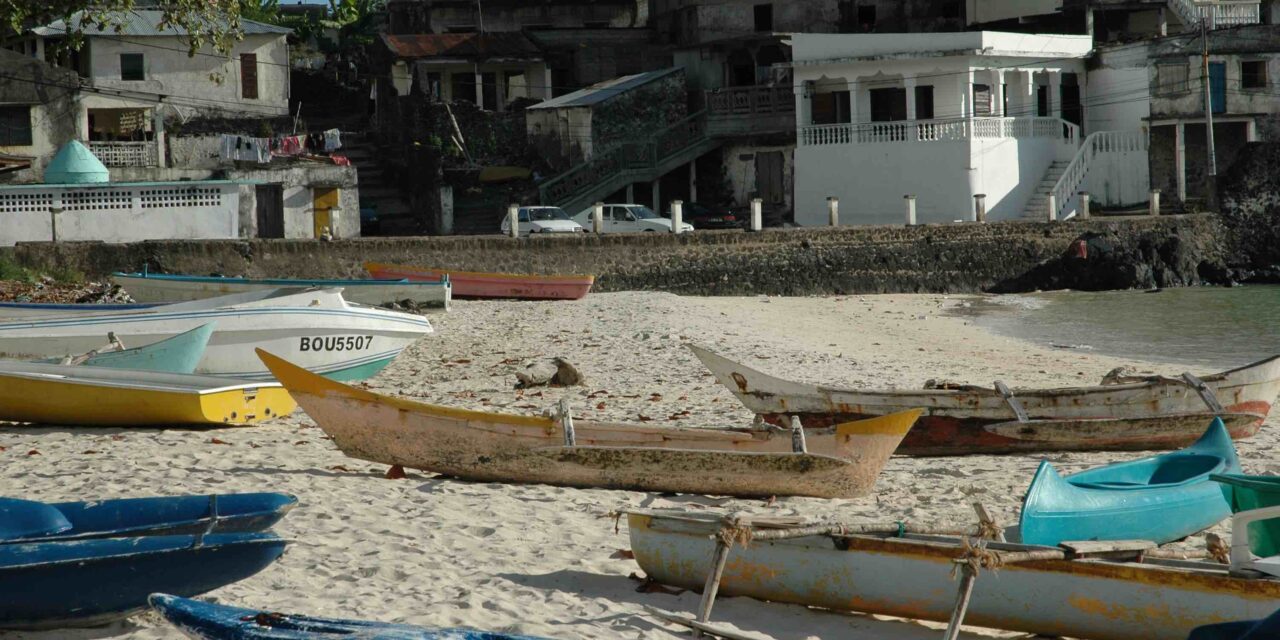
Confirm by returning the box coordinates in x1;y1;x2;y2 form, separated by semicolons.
499;206;586;236
665;202;743;230
573;203;694;233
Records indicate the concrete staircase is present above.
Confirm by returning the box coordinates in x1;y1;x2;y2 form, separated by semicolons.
340;132;415;235
1021;161;1071;221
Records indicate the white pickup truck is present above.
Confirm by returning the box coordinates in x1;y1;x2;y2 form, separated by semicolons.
573;203;695;233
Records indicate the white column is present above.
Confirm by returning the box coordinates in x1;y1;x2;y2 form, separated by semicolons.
962;69;975;117
1048;71;1062;118
904;75;918;121
1022;70;1037;118
496;71;507;112
1175;122;1187;202
1158;7;1168;37
474;69;484;108
1247;118;1259;142
542;66;553;99
991;69;1005;117
848;80;860;124
797;80;810;126
651;180;660;212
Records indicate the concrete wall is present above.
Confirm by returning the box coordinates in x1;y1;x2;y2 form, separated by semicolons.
84;34;289;117
722;142;794;212
0;49;85;181
966;0;1060;25
0;215;1225;295
387;0;646;34
108;163;360;239
1088;42;1152;133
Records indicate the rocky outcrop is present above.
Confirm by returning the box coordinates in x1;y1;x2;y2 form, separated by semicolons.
1218;142;1280;283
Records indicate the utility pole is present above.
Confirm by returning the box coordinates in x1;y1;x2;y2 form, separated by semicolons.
1201;16;1217;179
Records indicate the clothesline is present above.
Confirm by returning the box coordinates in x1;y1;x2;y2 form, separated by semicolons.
218;128;343;164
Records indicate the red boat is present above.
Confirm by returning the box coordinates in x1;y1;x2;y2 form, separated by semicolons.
690;345;1280;456
364;262;594;301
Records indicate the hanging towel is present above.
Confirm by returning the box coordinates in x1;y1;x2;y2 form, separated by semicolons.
323;128;342;152
274;135;306;157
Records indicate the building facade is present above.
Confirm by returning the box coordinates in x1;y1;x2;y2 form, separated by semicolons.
791;32;1093;225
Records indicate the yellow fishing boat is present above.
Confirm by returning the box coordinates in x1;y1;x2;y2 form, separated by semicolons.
0;361;295;426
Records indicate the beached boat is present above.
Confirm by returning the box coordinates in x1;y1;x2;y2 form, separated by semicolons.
0;493;297;543
690;345;1280;455
0;288;433;380
1215;473;1280;560
0;300;158;319
364;262;594;300
0;361;296;426
0;532;287;630
1018;418;1239;546
32;322;213;374
625;509;1280;640
113;271;452;311
259;349;921;498
149;594;553;639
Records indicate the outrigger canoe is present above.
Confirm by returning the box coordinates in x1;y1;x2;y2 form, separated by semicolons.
0;288;433;380
149;594;553;640
0;361;295;426
1018;418;1240;546
364;262;594;300
259;349;920;498
0;493;297;543
113;271;451;311
626;509;1280;640
0;533;286;630
690;345;1280;455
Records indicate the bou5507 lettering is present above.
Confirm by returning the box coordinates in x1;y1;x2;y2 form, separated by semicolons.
299;335;374;352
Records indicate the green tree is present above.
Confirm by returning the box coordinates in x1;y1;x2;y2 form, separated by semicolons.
2;0;253;55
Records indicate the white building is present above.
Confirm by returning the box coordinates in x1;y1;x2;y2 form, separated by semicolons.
792;32;1095;225
6;11;290;169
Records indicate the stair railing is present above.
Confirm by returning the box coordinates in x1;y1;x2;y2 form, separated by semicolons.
1048;130;1148;220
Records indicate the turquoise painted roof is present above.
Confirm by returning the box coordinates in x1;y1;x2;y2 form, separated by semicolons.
45;141;109;184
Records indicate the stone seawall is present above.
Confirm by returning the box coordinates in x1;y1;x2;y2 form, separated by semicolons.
0;215;1228;296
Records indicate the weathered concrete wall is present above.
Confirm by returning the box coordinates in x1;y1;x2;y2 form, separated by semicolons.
0;215;1229;295
0;49;84;182
1219;142;1280;275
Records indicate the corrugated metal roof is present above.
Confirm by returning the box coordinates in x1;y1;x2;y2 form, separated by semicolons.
381;33;542;60
527;67;682;110
31;11;290;37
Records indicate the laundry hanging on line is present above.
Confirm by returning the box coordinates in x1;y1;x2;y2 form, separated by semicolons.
219;134;271;164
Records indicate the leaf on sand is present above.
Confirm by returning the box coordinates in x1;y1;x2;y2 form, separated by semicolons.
385;464;407;480
596;402;606;410
610;549;635;559
210;438;231;445
329;465;351;472
637;414;653;422
26;449;40;455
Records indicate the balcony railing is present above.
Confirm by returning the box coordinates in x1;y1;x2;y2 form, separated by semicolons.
1166;0;1261;28
799;117;1079;147
707;86;795;117
88;141;159;167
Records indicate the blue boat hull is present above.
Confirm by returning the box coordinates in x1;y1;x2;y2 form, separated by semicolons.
1188;607;1280;639
0;492;297;543
53;322;214;373
0;533;287;630
149;594;551;639
1019;418;1240;546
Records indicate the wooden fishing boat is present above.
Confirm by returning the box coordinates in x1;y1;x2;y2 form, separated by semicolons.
0;288;433;380
32;322;214;374
0;533;287;630
113;271;452;311
1018;418;1240;546
0;361;296;426
259;349;921;498
690;344;1280;455
364;262;594;300
625;509;1280;640
0;493;297;543
149;594;553;640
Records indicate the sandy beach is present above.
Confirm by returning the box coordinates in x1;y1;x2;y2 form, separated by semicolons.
3;290;1274;640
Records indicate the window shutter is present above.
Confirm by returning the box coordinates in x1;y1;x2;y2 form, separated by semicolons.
241;54;259;99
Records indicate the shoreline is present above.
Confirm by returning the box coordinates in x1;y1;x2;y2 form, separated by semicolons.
2;291;1273;639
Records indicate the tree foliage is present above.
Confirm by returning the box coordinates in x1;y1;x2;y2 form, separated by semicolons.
1;0;251;55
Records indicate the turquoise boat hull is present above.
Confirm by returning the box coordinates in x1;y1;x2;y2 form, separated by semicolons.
34;323;214;374
1019;417;1240;546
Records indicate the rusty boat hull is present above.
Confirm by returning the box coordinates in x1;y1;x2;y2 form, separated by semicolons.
627;510;1280;640
690;345;1280;456
258;350;921;498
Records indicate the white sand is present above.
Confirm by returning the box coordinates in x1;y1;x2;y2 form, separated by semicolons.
3;291;1275;640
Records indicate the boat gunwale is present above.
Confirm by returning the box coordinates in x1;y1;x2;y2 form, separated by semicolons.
113;272;449;288
0;535;289;571
364;261;595;283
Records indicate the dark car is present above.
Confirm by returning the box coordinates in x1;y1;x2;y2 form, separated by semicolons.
665;202;743;230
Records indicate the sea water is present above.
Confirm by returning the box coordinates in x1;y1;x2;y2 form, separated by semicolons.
965;285;1280;369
